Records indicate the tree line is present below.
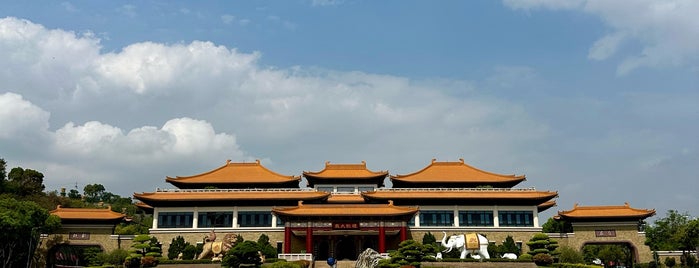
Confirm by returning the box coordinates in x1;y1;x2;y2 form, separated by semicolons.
0;157;147;268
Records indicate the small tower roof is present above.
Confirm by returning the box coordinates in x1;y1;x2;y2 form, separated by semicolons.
303;161;388;187
50;205;126;222
557;202;656;221
390;159;526;187
165;159;301;188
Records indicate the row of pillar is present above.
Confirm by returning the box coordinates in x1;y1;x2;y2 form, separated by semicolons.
283;224;409;254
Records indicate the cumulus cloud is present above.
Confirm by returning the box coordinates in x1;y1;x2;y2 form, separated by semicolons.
503;0;699;74
0;92;50;139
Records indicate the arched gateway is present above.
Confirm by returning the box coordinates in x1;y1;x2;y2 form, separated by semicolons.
551;203;656;264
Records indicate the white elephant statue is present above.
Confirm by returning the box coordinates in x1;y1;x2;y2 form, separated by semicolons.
441;231;490;259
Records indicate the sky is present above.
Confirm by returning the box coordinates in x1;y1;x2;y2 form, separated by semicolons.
1;0;697;221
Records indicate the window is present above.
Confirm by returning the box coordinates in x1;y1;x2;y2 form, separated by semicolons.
336;186;355;193
238;211;273;227
198;212;233;228
420;210;453;226
358;186;374;192
498;211;534;227
317;186;334;193
458;211;494;226
158;212;193;228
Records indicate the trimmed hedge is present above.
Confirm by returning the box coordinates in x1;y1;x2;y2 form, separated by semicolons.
551;263;605;268
159;258;214;264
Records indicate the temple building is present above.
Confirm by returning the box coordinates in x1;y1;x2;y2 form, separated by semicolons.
133;159;558;260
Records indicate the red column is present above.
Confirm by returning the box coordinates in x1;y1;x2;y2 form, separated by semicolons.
305;225;313;254
284;226;291;253
378;225;386;253
400;225;407;241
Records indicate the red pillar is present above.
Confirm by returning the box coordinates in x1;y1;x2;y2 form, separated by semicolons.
284;226;291;253
378;225;386;253
305;225;313;254
400;225;407;241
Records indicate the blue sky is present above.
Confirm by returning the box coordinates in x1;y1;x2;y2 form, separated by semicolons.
1;0;697;221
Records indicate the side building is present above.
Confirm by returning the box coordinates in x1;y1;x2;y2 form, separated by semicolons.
133;159;558;260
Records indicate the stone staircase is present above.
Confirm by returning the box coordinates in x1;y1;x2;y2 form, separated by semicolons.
313;260;356;268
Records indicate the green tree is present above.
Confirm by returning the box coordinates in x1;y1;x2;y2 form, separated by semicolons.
542;217;573;233
378;240;432;268
222;240;262;268
422;232;437;245
0;197;61;268
168;236;190;259
257;234;277;259
583;244;630;267
645;210;691;251
526;233;558;256
83;183;106;203
0;158;6;193
67;189;81;199
558;246;584;264
501;235;520;256
6;167;45;196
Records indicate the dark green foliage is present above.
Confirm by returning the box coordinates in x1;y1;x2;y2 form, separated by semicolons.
182;244;199;260
378;240;431;268
533;253;554;266
68;189;81;199
645;210;694;251
422;232;437;245
257;234;278;258
518;253;533;261
83;183;106;203
270;260;302;268
83;246;104;266
168;235;190;259
582;244;630;267
222;240;262;268
664;256;676;267
6;167;45;196
500;236;520;256
542;217;573;233
96;248;129;266
557;246;584;264
0;196;61;268
0;158;6;193
526;233;559;257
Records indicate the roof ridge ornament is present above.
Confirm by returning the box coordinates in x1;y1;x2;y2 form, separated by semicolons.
459;158;464;164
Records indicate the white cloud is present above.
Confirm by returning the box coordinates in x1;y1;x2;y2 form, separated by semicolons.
221;14;235;25
504;0;699;74
117;4;137;18
0;92;50;139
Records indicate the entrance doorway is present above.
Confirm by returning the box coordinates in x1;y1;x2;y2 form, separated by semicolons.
335;237;357;260
582;242;637;267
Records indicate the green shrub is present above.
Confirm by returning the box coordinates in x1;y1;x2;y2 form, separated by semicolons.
519;253;533;261
533;253;553;266
270;260;302;268
664;256;676;267
557;246;584;264
140;256;159;267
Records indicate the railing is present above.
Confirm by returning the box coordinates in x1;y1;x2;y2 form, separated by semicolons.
154;187;538;193
376;187;538;192
278;253;313;261
156;188;316;192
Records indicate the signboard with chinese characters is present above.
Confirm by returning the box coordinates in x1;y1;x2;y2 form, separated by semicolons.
69;232;91;240
333;222;359;230
595;230;616;237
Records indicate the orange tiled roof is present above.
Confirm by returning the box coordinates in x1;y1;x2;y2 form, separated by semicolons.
134;189;330;203
326;194;366;203
390;159;525;184
537;200;557;212
557;202;656;220
273;201;417;217
165;159;300;185
303;161;388;179
362;188;557;201
50;205;126;221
